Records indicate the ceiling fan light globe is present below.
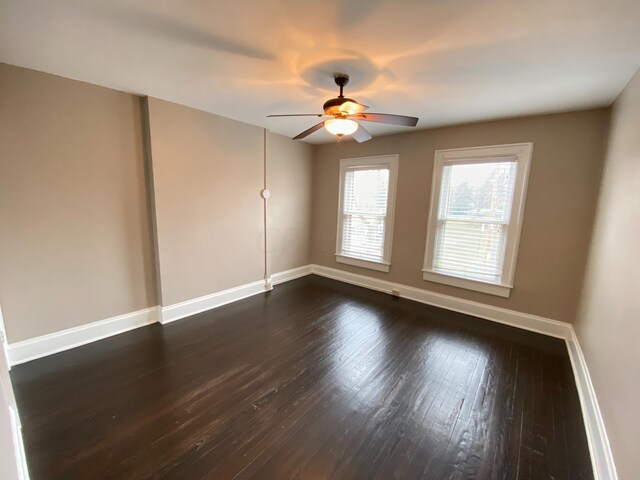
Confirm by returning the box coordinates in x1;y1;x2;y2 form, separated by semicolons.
324;119;358;136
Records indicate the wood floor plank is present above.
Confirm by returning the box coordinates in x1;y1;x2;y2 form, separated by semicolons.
10;275;593;479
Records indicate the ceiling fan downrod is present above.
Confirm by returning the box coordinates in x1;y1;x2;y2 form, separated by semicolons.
334;73;349;98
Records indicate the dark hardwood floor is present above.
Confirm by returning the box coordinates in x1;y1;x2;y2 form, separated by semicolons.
11;275;593;479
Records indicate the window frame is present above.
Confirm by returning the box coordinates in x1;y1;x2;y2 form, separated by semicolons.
335;154;399;273
422;143;533;297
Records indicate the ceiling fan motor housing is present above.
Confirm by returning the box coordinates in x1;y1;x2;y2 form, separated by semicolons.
323;96;357;115
323;74;353;115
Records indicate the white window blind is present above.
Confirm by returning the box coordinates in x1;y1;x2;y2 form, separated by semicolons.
336;155;399;273
423;143;533;297
433;161;517;282
341;168;389;262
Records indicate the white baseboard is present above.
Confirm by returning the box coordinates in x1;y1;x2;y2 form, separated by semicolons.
566;327;619;480
160;265;313;324
8;307;158;366
271;265;313;285
9;406;30;480
7;266;314;364
310;264;570;339
160;280;268;324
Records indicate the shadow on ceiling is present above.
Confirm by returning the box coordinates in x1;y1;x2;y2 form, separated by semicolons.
82;4;276;61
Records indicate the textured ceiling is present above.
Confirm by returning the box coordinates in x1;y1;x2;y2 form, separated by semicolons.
1;0;639;143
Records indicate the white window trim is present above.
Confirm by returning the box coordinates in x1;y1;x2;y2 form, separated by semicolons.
335;154;399;273
422;143;533;297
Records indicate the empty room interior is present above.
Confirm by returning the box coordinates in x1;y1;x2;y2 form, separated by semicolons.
0;1;639;479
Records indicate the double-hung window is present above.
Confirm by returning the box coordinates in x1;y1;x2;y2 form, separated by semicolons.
423;143;533;297
336;155;399;273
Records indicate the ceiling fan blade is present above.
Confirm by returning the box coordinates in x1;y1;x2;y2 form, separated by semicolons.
267;113;325;118
351;113;418;127
351;123;372;143
338;101;369;115
292;122;325;140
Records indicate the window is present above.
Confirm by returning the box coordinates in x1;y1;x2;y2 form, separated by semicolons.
336;155;399;273
422;143;533;297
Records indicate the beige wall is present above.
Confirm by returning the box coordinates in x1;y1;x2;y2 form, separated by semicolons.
0;64;156;342
312;109;610;323
267;132;313;273
575;69;640;480
0;64;312;343
0;61;611;341
145;98;312;306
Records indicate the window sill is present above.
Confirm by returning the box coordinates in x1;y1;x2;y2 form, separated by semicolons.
336;254;390;273
422;270;511;298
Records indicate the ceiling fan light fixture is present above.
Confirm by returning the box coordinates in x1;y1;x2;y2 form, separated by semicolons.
324;118;358;136
267;72;418;141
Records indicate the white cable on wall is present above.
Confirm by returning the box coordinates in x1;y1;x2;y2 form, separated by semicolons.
261;128;272;289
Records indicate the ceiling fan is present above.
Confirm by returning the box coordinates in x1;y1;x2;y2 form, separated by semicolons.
267;73;419;142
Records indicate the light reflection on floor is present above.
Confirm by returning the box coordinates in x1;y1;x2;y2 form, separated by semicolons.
327;301;491;452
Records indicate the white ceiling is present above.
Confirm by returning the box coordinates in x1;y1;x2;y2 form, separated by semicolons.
1;0;639;143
